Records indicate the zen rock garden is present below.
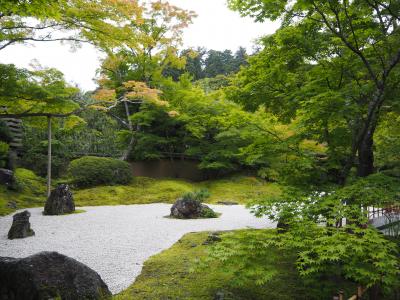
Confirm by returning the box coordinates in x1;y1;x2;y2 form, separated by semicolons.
0;185;266;300
7;183;75;241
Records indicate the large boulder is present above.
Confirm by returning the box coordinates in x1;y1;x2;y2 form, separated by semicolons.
0;252;111;300
7;210;35;240
44;184;75;216
170;198;217;219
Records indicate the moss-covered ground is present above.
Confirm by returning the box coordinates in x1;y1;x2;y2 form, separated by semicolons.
114;231;356;300
0;170;280;215
0;168;46;216
74;175;280;207
0;171;383;299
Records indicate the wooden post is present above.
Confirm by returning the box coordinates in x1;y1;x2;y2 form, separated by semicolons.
357;286;363;298
47;116;52;198
339;290;344;300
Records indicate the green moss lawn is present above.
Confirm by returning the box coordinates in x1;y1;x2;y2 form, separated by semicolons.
0;168;46;216
114;231;356;300
74;175;280;207
0;169;280;216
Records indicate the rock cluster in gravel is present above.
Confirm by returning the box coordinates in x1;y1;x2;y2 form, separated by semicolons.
170;198;216;219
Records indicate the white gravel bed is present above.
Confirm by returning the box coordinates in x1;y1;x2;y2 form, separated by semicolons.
0;204;274;294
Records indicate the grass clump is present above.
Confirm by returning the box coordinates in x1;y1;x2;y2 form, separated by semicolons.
114;230;356;300
181;188;210;202
200;206;219;218
69;156;132;188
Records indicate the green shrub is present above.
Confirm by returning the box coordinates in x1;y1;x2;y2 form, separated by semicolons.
200;206;218;218
13;168;46;195
69;156;132;187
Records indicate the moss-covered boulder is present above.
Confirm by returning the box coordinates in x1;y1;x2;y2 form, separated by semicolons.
44;184;75;216
170;189;218;219
7;210;34;240
0;252;111;300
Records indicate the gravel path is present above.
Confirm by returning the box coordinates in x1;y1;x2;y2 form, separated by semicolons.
0;204;274;294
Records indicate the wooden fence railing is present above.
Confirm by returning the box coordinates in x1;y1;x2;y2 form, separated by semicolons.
368;205;400;220
333;286;366;300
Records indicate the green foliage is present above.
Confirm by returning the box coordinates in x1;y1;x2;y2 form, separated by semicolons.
203;49;246;78
181;188;210;203
0;120;12;143
0;168;46;216
21;137;71;178
115;231;357;300
0;64;80;116
227;0;400;180
208;223;399;296
0;0;143;51
239;175;400;293
13;168;46;195
200;206;218;218
195;75;230;94
375;113;400;171
69;156;132;187
0;141;9;168
163;47;248;81
331;173;400;207
20;107;122;178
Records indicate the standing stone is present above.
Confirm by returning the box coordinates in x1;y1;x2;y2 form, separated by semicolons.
44;184;75;215
0;252;111;300
7;210;35;240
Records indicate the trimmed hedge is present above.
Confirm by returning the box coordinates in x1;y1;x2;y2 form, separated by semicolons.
69;156;132;187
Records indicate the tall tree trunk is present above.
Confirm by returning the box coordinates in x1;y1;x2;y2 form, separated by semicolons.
340;88;385;183
368;284;382;300
357;128;374;177
121;101;134;161
47;116;52;198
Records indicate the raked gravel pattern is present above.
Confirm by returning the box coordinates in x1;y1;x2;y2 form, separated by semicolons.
0;204;274;294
